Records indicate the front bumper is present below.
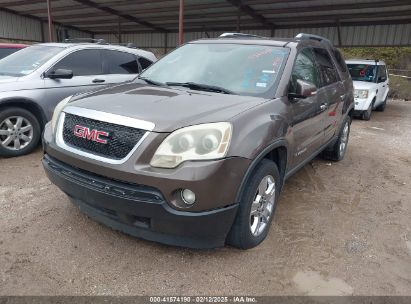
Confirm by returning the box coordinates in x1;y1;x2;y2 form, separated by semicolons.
43;155;238;248
354;96;374;111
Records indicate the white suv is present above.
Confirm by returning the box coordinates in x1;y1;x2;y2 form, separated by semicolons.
346;59;389;120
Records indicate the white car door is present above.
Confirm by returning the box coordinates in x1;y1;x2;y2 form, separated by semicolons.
43;49;107;111
376;65;389;104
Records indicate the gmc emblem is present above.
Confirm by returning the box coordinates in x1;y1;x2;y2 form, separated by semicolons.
73;125;109;144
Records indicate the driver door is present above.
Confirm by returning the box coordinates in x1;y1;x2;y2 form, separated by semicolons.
43;49;107;116
376;64;389;103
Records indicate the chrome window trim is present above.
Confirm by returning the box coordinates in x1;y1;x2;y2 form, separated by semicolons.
55;107;154;165
63;106;155;131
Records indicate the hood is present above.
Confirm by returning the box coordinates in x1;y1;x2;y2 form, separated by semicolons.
69;82;266;132
0;75;42;93
0;75;18;84
352;80;378;90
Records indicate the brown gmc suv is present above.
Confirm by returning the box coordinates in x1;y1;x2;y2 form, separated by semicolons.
42;33;354;249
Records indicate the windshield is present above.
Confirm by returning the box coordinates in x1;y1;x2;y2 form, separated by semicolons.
0;45;62;77
140;43;289;97
0;48;20;60
347;64;377;83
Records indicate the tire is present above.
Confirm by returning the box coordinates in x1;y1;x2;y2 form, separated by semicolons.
0;107;41;157
322;116;351;162
362;103;372;121
376;97;387;112
227;159;281;249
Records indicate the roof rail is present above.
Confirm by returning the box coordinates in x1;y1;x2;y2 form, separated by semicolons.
295;33;332;44
112;42;138;49
63;38;108;44
219;32;266;39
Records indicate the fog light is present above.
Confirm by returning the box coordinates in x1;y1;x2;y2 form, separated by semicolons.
181;189;196;205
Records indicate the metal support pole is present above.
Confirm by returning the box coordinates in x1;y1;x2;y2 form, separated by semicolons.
237;9;240;32
164;32;168;54
337;20;342;47
178;0;184;45
46;0;53;42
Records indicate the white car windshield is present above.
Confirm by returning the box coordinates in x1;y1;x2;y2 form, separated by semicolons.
0;45;62;77
347;64;377;83
140;43;289;97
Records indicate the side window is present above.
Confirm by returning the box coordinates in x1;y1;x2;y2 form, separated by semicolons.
377;65;387;82
52;49;102;76
333;49;348;73
289;48;320;94
138;57;153;71
103;50;140;74
313;48;339;87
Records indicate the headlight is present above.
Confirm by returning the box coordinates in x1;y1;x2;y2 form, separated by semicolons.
150;122;232;168
354;89;369;99
51;95;72;132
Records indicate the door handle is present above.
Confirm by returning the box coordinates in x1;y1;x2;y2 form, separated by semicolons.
92;78;105;83
320;103;328;112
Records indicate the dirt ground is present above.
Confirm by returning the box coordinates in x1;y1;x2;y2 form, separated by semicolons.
0;99;410;296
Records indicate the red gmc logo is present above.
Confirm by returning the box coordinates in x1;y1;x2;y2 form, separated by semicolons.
73;125;109;144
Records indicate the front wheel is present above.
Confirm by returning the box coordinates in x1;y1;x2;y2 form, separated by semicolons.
0;108;41;157
362;103;372;120
322;116;351;162
227;159;281;249
376;97;387;112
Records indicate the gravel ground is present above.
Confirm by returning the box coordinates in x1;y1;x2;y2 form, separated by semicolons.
0;99;410;296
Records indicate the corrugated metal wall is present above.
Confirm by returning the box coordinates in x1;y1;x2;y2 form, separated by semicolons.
0;9;91;43
96;23;411;56
0;10;43;42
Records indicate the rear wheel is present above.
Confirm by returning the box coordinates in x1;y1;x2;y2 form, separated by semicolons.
0;108;41;157
322;116;351;161
227;159;281;249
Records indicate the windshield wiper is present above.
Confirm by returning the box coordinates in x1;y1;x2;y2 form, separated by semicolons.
137;76;165;87
165;82;233;94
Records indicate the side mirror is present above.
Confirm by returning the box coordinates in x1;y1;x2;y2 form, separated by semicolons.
46;69;73;79
378;76;386;83
289;79;317;99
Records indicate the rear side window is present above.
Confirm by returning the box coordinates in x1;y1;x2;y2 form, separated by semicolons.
333;49;348;73
53;49;103;76
313;48;339;86
289;48;320;93
138;57;153;70
103;50;140;74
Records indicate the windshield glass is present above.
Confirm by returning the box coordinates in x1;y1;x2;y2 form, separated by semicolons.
0;48;20;60
140;43;289;97
0;45;62;77
347;64;377;82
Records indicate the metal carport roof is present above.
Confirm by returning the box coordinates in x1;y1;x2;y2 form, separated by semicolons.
1;0;411;47
1;0;411;33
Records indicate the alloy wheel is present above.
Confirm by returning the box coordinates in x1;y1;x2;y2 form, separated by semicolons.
0;116;34;151
249;175;276;236
339;121;349;157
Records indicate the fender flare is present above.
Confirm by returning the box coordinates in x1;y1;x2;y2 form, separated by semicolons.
234;139;289;203
0;97;47;127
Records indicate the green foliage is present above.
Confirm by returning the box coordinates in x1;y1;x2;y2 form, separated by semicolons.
339;47;411;69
